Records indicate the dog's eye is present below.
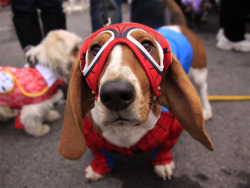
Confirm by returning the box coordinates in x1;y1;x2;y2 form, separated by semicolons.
141;41;153;53
91;45;101;56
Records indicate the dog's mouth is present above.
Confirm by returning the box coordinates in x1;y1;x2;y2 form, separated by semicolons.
106;115;141;126
115;116;130;122
100;98;153;127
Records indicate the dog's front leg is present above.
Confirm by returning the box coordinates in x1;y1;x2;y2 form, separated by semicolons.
20;104;51;137
21;117;50;137
152;149;175;180
85;165;104;182
154;161;175;181
85;150;113;181
152;119;183;180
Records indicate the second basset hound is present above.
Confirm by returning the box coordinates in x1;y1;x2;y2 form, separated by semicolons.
161;0;213;121
59;22;214;181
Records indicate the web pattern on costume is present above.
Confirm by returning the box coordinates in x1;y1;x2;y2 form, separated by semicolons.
83;111;183;175
79;23;172;96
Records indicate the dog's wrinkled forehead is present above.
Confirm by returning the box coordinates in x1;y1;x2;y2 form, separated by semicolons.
80;23;172;97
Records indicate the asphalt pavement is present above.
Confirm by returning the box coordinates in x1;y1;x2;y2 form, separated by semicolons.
0;4;250;188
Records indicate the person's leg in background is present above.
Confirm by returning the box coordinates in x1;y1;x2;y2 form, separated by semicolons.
216;0;250;52
90;0;122;32
11;0;66;50
11;0;42;50
115;0;123;23
223;0;246;42
130;0;167;29
215;0;225;40
39;0;66;37
38;0;67;98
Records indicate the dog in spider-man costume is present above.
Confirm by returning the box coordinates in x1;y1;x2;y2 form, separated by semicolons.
59;23;214;181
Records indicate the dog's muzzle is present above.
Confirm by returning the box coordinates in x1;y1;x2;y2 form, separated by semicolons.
100;81;135;111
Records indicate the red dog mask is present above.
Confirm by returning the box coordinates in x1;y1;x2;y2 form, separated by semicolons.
80;23;172;97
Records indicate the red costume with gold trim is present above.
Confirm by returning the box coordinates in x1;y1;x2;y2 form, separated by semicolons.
0;65;64;129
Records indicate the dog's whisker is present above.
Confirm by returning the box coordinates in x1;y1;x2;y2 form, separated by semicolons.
82;98;95;113
82;97;95;106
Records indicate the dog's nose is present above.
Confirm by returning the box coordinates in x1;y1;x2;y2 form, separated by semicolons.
100;81;135;111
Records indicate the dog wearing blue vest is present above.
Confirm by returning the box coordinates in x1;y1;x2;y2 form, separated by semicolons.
158;0;212;120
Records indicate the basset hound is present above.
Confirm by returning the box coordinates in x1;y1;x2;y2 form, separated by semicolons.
59;22;214;181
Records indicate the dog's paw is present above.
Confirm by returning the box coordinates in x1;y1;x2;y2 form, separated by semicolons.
24;124;51;137
85;165;104;182
44;110;60;122
154;161;175;181
34;124;51;137
0;107;18;121
203;110;213;121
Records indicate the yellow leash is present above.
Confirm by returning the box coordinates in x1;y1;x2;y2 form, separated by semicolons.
208;96;250;101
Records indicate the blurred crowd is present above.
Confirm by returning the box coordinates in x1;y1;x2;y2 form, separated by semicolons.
0;0;250;52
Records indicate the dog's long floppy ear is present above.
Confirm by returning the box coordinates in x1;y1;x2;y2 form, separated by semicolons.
157;54;214;151
59;58;93;160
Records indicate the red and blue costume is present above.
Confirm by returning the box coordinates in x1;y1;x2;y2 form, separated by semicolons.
83;111;183;175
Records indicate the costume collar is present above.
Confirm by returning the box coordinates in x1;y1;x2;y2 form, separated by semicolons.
35;65;57;87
